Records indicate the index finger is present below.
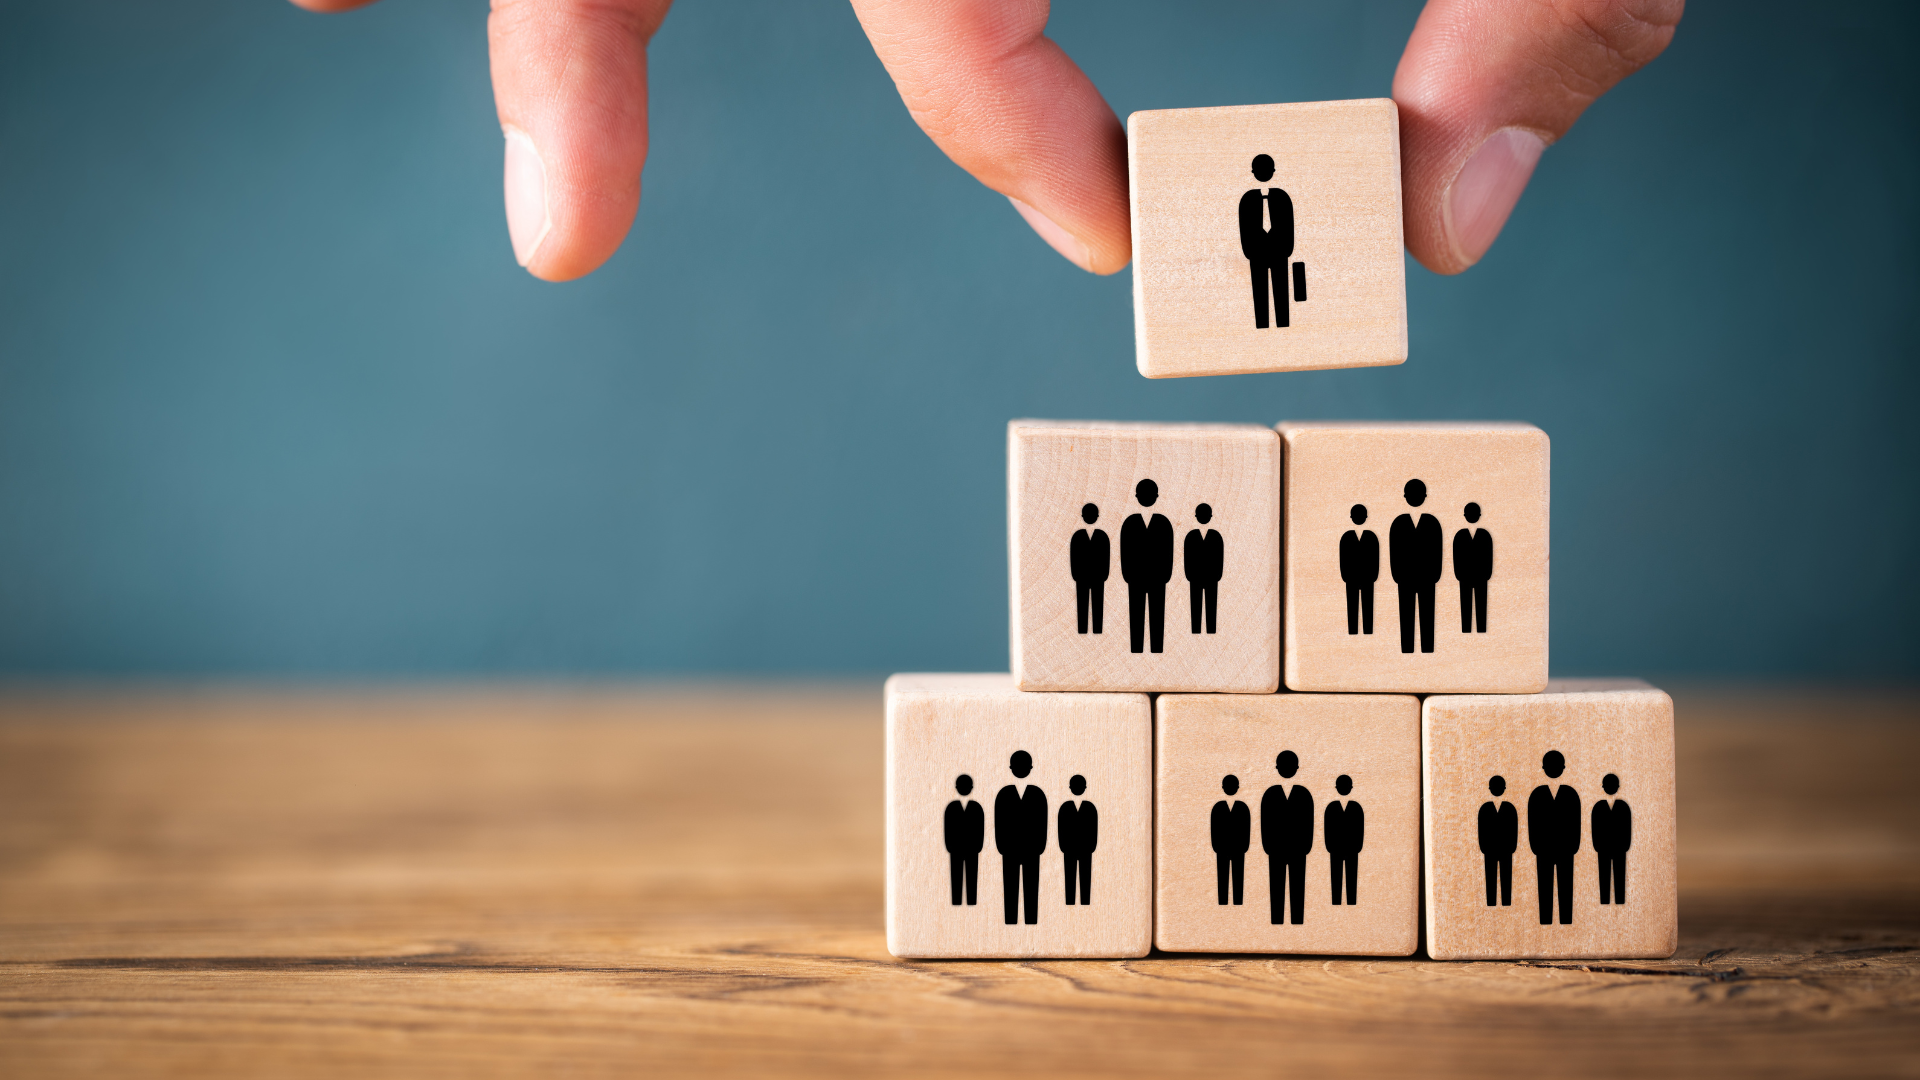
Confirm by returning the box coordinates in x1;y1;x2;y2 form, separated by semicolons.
851;0;1131;274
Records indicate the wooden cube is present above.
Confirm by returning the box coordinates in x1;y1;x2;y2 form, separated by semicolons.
885;673;1153;959
1422;680;1678;960
1154;692;1420;955
1009;421;1280;693
1127;99;1406;378
1279;421;1549;693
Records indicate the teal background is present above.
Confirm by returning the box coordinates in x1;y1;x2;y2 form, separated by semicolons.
0;1;1913;678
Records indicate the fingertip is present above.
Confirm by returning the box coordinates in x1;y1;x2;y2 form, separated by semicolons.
1083;226;1133;278
1009;197;1092;273
286;0;381;12
1438;127;1547;272
503;126;554;271
522;194;641;283
500;124;640;282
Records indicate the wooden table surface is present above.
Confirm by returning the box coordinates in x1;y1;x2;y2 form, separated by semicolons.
1;685;1915;1078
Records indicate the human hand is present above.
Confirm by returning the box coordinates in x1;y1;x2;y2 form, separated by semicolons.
287;0;1681;281
290;0;672;282
855;0;1684;276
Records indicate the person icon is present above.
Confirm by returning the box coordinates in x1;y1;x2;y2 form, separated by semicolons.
1057;774;1098;906
1453;502;1493;634
1184;503;1224;635
1389;479;1444;654
1478;775;1518;906
1211;774;1251;905
944;774;985;906
1592;772;1632;905
1238;154;1306;329
1528;750;1582;925
1071;502;1110;635
1120;479;1175;654
994;751;1049;925
1323;774;1364;906
1340;504;1379;635
1260;751;1314;925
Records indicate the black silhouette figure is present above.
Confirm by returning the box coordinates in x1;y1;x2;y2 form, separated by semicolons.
1341;504;1379;635
1528;750;1582;925
1453;502;1493;634
1058;774;1098;906
994;751;1049;925
1478;775;1518;906
1072;502;1111;635
944;774;985;906
1323;774;1365;906
1120;480;1175;654
1261;751;1314;925
1239;154;1307;329
1592;773;1632;905
1389;479;1444;654
1211;774;1251;905
1185;503;1224;635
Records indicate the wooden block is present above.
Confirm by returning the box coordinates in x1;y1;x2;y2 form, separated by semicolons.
884;673;1153;958
1009;421;1280;693
1127;99;1407;378
1423;680;1678;960
1279;421;1549;693
1153;692;1420;955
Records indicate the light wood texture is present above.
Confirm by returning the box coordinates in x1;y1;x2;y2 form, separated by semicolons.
885;674;1152;957
1155;692;1420;955
1424;680;1678;960
1009;420;1279;692
1127;99;1407;378
1280;421;1549;692
1;685;1916;1079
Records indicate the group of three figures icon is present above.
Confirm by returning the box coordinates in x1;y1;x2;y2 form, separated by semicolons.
1210;751;1364;924
1072;479;1225;654
1478;751;1633;924
943;751;1098;925
1340;479;1494;653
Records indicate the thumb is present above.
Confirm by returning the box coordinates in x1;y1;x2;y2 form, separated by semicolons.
1393;0;1683;274
488;0;674;281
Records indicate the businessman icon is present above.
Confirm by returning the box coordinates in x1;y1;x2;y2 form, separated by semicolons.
1238;154;1308;328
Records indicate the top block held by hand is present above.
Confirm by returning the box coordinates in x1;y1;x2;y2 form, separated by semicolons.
1128;99;1408;378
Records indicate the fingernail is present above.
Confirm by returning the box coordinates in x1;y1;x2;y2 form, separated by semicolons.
503;125;552;268
1009;196;1092;272
1444;128;1546;267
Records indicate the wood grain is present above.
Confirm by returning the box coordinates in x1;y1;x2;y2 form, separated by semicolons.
1424;681;1678;959
1009;421;1280;693
1155;692;1420;955
1128;99;1407;378
885;674;1152;958
1;684;1916;1078
1280;421;1550;693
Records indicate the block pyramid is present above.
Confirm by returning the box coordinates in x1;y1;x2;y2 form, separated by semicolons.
886;100;1675;962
